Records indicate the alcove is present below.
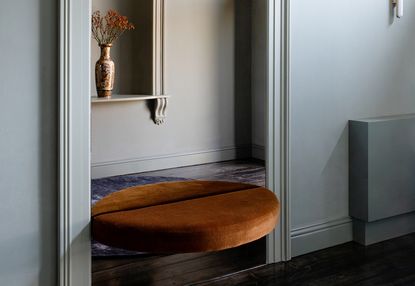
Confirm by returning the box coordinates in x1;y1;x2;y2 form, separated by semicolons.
90;0;269;284
91;0;168;124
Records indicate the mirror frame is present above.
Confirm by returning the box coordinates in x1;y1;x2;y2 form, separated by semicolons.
58;0;291;284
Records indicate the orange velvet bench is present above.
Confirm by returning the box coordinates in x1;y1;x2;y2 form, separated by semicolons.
92;181;280;253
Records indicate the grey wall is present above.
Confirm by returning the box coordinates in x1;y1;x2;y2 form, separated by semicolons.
290;0;415;255
91;0;254;178
0;0;57;285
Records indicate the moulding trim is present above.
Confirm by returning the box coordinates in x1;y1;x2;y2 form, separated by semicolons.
291;217;353;237
291;217;353;257
265;0;291;264
59;0;91;285
59;1;70;284
280;0;292;262
91;145;252;179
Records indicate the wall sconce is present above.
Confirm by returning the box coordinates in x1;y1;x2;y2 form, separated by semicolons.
392;0;404;18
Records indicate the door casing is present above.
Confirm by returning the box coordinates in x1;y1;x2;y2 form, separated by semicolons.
58;1;291;285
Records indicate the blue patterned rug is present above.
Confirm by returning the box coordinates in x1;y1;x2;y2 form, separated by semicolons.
91;175;189;257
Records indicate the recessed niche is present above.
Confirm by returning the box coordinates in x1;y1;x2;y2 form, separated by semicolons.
91;0;167;124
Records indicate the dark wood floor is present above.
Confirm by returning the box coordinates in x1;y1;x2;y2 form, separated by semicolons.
137;159;266;187
92;160;267;286
93;239;265;286
93;160;415;285
194;233;415;286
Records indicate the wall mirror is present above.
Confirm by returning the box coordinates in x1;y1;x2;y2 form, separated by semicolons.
89;0;274;285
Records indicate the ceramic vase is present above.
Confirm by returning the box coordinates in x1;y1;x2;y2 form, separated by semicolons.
95;44;115;98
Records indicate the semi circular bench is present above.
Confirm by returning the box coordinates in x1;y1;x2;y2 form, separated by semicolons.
92;181;280;253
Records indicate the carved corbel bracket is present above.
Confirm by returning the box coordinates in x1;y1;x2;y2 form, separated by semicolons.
153;96;168;125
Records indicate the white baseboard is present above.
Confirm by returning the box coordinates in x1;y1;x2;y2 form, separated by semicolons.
91;145;252;179
291;217;353;257
252;144;265;160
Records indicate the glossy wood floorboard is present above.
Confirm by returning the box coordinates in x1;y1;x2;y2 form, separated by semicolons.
137;159;266;187
193;233;415;286
92;160;267;286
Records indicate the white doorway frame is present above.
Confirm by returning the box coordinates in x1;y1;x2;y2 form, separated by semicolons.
266;0;291;264
58;0;290;285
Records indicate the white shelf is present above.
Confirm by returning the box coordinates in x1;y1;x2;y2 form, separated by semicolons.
91;94;169;125
91;94;169;104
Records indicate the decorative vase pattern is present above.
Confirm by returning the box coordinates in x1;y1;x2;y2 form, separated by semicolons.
95;44;115;98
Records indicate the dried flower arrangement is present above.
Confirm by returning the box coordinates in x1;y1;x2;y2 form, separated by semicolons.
92;10;135;46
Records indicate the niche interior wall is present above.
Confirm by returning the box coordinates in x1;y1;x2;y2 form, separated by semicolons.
91;0;266;178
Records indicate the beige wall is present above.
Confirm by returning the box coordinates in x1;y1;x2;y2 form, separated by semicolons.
91;0;256;178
